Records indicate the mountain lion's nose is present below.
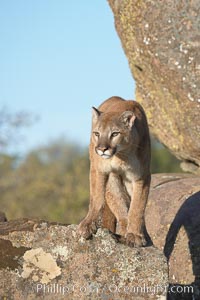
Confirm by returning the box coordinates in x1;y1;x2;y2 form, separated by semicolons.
98;146;108;153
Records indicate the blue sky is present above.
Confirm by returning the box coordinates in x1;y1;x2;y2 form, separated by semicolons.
0;1;135;154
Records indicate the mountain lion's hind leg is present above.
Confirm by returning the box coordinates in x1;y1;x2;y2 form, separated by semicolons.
102;202;116;233
106;172;130;237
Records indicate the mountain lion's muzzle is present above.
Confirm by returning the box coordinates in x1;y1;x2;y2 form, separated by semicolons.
95;145;116;159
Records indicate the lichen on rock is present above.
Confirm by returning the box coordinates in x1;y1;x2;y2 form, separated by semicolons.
21;248;61;284
0;218;168;300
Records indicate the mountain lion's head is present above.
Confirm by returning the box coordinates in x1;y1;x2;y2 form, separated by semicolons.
91;107;138;159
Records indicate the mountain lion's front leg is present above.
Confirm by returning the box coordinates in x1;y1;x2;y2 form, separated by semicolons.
77;168;107;239
126;176;151;247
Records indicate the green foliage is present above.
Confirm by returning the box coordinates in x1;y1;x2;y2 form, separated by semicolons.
0;140;90;224
151;137;182;173
0;137;182;224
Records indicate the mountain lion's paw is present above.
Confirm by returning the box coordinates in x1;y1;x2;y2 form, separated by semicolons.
77;221;97;239
125;232;147;247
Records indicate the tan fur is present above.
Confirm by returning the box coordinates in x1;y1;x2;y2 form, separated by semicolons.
77;96;151;246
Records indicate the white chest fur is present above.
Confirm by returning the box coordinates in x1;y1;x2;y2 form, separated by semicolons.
98;153;142;182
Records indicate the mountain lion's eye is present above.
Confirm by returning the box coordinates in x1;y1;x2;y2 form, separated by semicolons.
111;132;120;138
93;132;100;137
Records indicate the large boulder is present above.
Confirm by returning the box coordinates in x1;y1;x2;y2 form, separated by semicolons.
0;219;168;300
108;0;200;173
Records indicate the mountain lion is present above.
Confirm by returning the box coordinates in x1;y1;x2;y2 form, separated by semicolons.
77;96;151;247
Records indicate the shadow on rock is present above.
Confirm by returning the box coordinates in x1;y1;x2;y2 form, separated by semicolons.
164;191;200;300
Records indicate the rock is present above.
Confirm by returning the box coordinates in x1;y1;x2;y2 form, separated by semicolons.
0;219;168;299
1;174;199;299
108;0;200;172
146;173;200;290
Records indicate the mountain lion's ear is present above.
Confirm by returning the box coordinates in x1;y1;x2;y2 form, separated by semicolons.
92;107;101;122
120;110;136;128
